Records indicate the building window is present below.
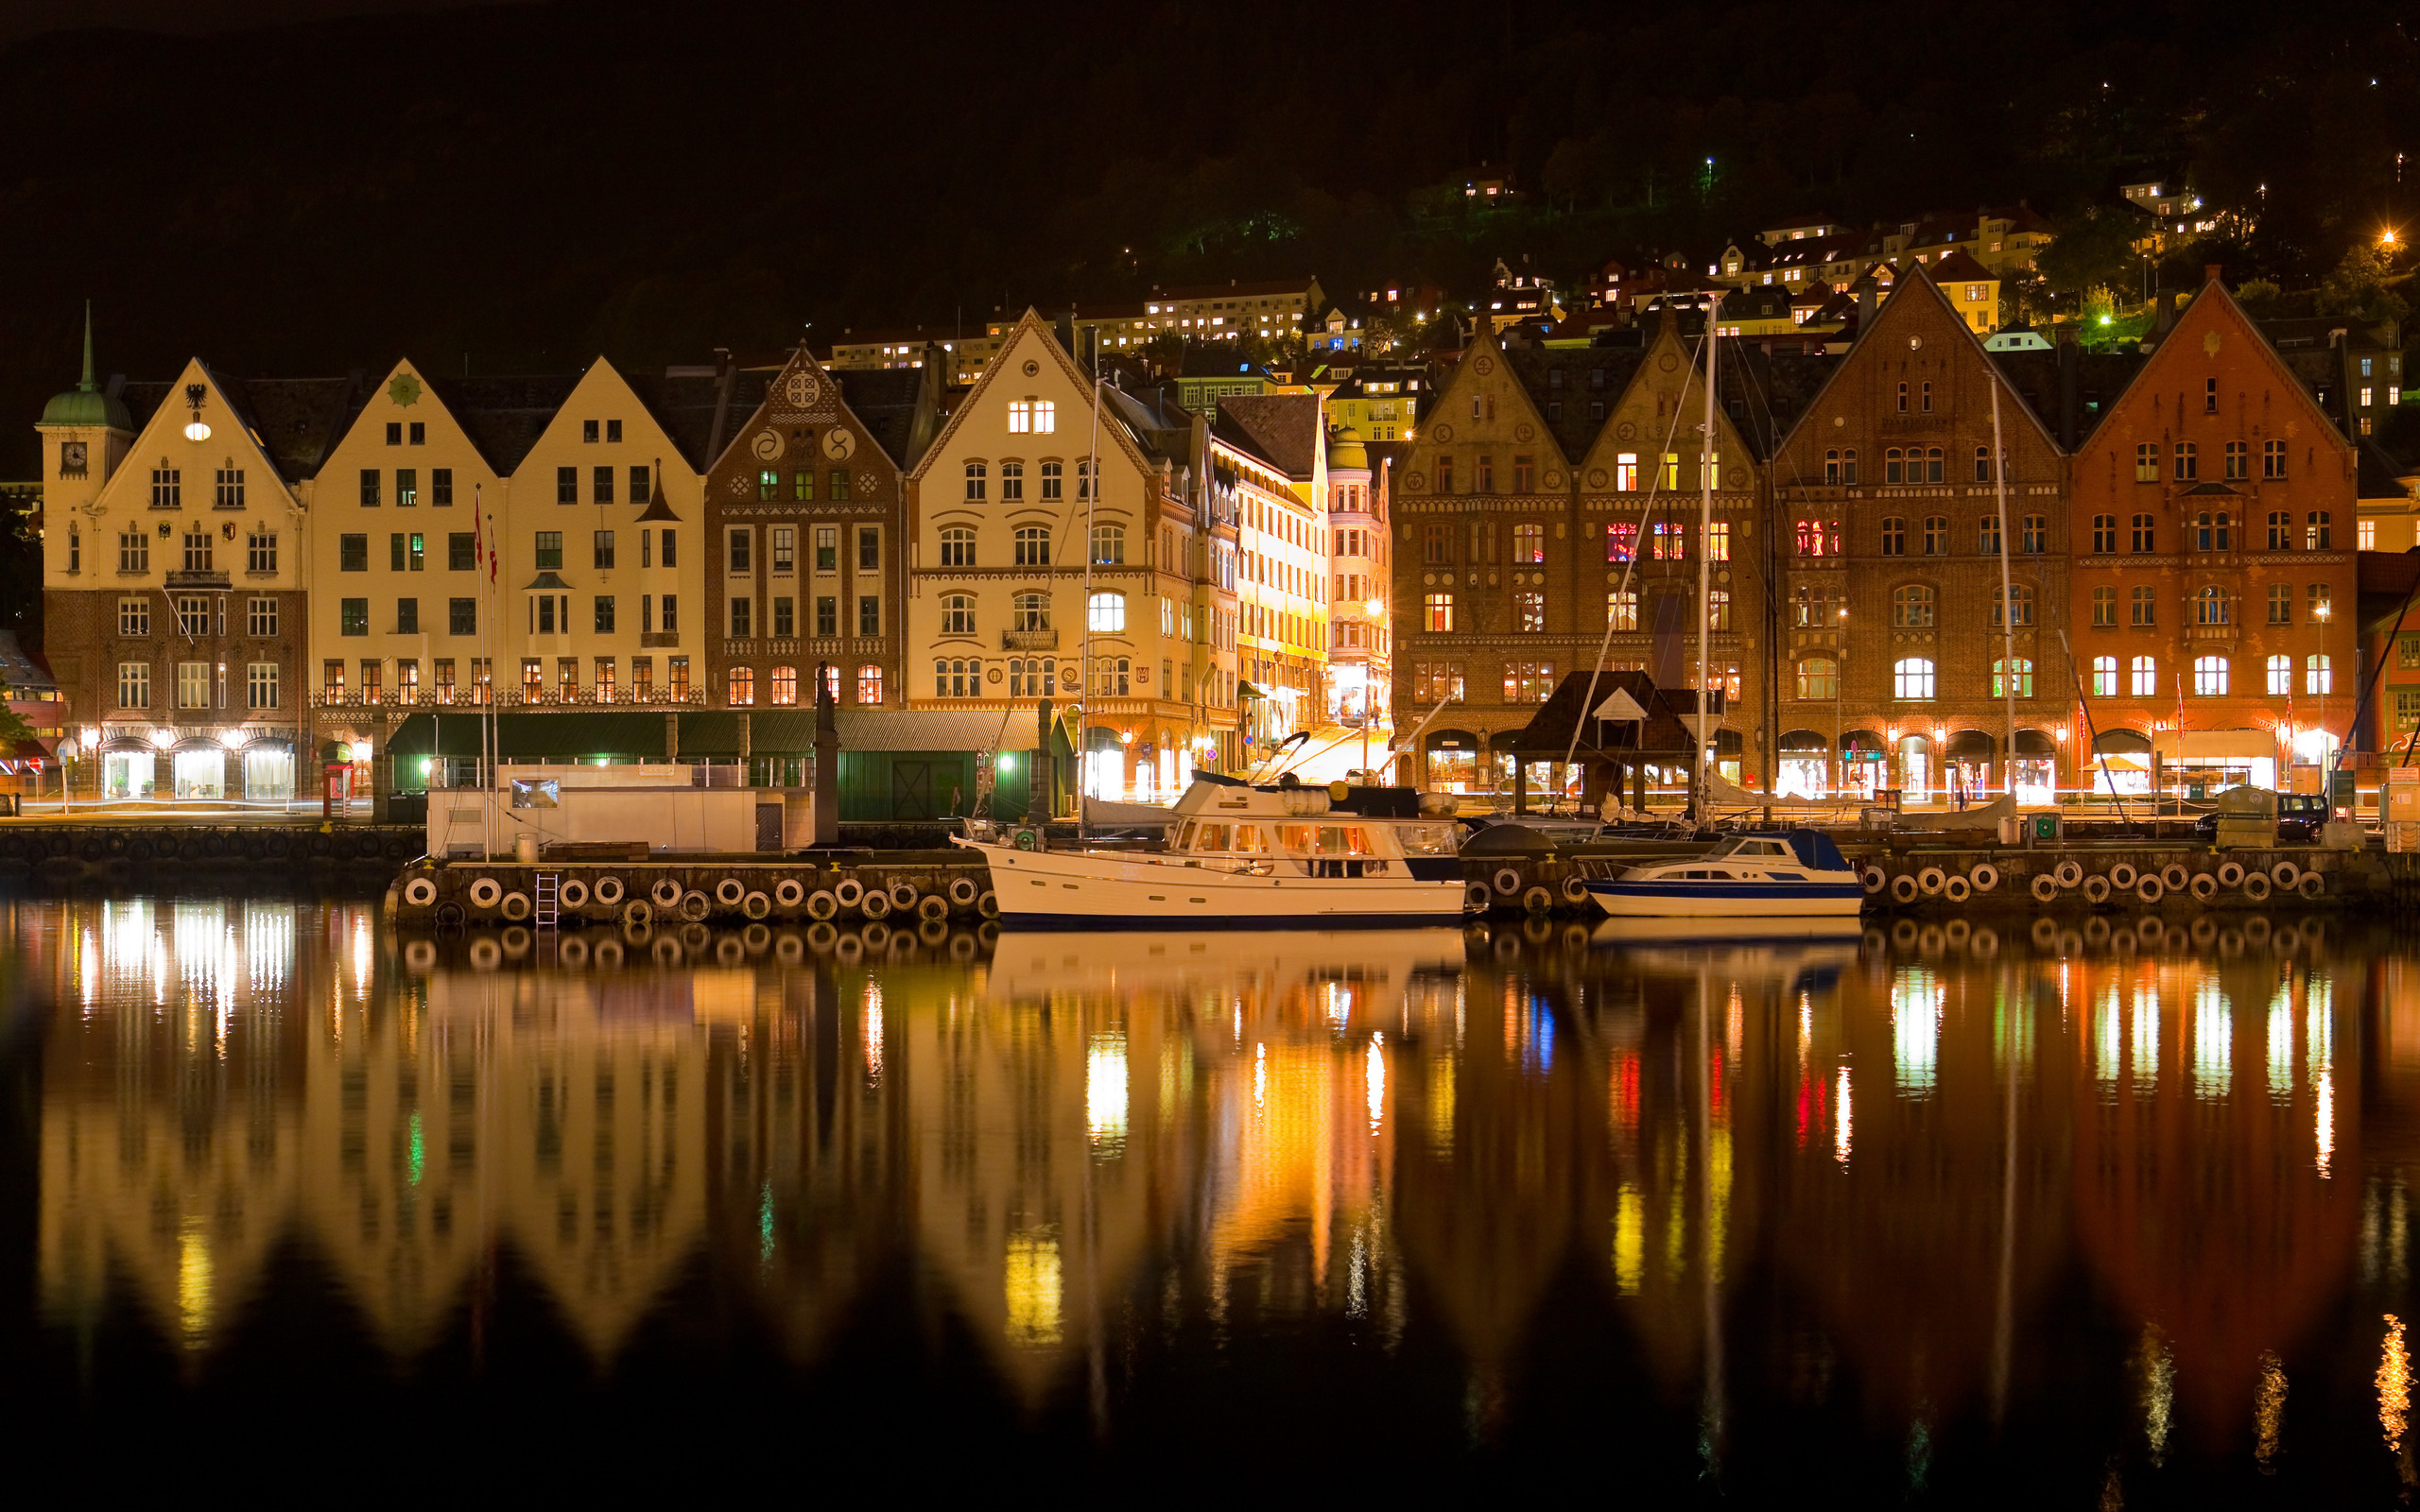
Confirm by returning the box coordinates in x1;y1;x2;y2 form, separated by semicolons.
2092;514;2118;553
757;469;778;502
2307;511;2332;550
1502;662;1556;703
1797;657;1838;699
728;528;752;573
2264;439;2286;479
594;529;617;570
1424;524;1450;564
815;596;837;636
1413;663;1465;702
858;596;881;637
1512;523;1544;562
182;529;212;572
2223;441;2247;480
1794;517;1839;557
2091;656;2118;697
118;661;150;708
340;598;368;636
1994;584;2034;626
1087;592;1125;633
1512;455;1535;492
1885;447;1906;486
1514;592;1546;632
1606;522;1638;562
246;662;278;710
450;598;476;635
2193;585;2231;626
964;462;987;500
534;531;562;569
1822;449;1841;486
1893;658;1936;699
2308;583;2332;621
215;467;245;508
1091;524;1125;565
1990;658;2034;698
857;664;884;705
176;661;211;710
1969;515;1992;556
729;667;755;706
2265;654;2292;696
432;469;453;506
396;597;420;635
1608;590;1638;630
2021;514;2046;553
117;595;150;635
1892;584;1935;628
768;665;798;706
150;466;182;509
2130;655;2158;697
1880;516;1906;556
728;596;753;638
396;469;419;507
556;466;577;504
2267;584;2292;625
2174;442;2199;481
1707;589;1732;631
2307;654;2334;696
247;596;277;636
1040;460;1063;500
2361;520;2378;550
771;597;794;637
2135;443;2158;483
2205;378;2220;414
1012;525;1051;567
2192;655;2229;696
858;527;881;572
1706;521;1731;560
2131;514;2154;553
2129;585;2155;627
175;595;208;637
594;596;615;634
999;461;1024;502
933;659;978;698
2266;510;2293;550
940;527;976;567
2193;511;2231;551
1425;593;1454;631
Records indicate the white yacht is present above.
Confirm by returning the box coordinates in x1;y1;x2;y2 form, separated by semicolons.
1583;830;1865;920
959;775;1466;928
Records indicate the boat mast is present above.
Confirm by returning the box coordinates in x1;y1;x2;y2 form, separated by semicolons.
1077;351;1104;845
1696;310;1717;823
1991;381;2016;800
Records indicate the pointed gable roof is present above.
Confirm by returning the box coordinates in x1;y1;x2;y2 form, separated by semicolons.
2082;274;2357;466
106;359;350;508
907;308;1162;489
1214;393;1322;479
706;347;896;478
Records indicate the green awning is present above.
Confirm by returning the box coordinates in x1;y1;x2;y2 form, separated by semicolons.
389;712;668;761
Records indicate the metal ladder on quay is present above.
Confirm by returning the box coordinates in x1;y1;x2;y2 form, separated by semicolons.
534;872;559;930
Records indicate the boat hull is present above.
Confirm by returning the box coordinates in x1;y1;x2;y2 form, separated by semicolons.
964;840;1466;928
1585;878;1865;919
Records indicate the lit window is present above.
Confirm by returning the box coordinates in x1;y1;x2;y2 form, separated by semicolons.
2307;655;2333;696
2129;656;2158;697
1892;658;1935;699
1087;592;1126;633
2192;655;2229;696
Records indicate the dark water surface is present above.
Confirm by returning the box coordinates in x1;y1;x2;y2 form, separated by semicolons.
6;892;2419;1503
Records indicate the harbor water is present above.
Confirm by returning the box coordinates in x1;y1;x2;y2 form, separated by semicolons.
6;885;2420;1503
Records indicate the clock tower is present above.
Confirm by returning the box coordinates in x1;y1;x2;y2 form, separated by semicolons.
36;305;136;582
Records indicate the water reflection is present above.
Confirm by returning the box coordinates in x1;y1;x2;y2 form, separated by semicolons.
10;897;2420;1496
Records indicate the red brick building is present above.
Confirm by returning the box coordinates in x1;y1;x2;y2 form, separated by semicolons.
2067;272;2359;796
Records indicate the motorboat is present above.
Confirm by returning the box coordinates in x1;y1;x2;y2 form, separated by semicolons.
1583;829;1864;919
957;775;1466;928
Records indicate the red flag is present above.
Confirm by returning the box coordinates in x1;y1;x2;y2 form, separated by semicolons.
471;486;484;571
487;514;499;584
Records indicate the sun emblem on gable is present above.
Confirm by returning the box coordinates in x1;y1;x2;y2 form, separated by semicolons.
387;373;423;407
783;370;819;408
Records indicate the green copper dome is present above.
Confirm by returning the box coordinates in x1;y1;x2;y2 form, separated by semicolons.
42;305;133;431
1327;423;1370;472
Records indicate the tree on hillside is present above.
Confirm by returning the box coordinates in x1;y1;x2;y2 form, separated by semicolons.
2037;206;2146;303
2314;243;2410;325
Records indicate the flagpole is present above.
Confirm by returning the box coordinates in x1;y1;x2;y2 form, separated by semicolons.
1696;312;1717;826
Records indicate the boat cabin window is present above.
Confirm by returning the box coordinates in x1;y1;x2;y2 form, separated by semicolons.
1278;824;1371;854
1719;837;1789;858
1231;825;1268;853
1173;820;1195;848
1192;823;1232;851
1401;823;1458;856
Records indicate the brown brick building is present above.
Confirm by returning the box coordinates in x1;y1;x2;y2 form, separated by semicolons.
2068;273;2359;794
1766;267;2079;802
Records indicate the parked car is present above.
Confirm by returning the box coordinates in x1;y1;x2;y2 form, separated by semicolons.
2192;790;2328;842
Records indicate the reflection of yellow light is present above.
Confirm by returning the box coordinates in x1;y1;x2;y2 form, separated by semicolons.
2256;1350;2287;1471
2384;1314;2411;1454
1004;1229;1063;1346
2140;1325;2175;1467
178;1220;213;1349
1365;1034;1385;1131
1426;1058;1455;1146
1834;1067;1853;1165
1086;1034;1128;1148
1613;1184;1644;1296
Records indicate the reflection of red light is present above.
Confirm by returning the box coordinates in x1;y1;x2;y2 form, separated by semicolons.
1612;1052;1640;1132
1795;1075;1810;1146
1710;1051;1726;1119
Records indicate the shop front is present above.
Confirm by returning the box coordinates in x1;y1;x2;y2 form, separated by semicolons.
1777;730;1828;799
1424;729;1481;793
2152;728;2278;801
2089;730;2153;798
2012;730;2057;806
101;743;155;800
1840;730;1885;800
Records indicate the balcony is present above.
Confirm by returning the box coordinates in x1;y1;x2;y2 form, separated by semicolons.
165;570;230;590
1001;627;1059;651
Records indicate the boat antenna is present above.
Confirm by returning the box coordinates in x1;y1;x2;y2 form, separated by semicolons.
1077;341;1104;847
1695;311;1717;830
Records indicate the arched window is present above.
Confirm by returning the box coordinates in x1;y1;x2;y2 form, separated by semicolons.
857;664;883;705
963;461;987;500
2194;585;2232;626
727;667;755;706
1880;516;1907;556
1840;448;1858;485
1087;592;1126;633
1990;658;2034;697
940;526;976;567
1013;525;1050;566
1893;658;1936;699
2266;654;2291;696
2307;654;2333;696
2192;655;2229;696
1824;448;1841;485
933;658;981;698
2268;510;2293;549
2307;511;2333;550
1970;514;1993;555
2135;442;2159;482
2130;655;2158;696
1512;522;1545;562
2091;656;2118;696
942;593;976;635
2224;440;2248;479
2174;441;2199;480
1797;657;1838;700
2091;514;2118;553
1607;589;1638;630
1885;446;1906;484
1091;524;1125;565
999;460;1024;501
1924;446;1944;482
1012;593;1050;631
1707;590;1732;630
1040;460;1063;500
1892;584;1935;627
1973;446;1992;483
769;665;798;706
1993;584;2034;626
2131;513;2155;552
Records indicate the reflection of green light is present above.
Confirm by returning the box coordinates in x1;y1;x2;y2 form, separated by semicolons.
759;1182;774;1261
408;1113;424;1185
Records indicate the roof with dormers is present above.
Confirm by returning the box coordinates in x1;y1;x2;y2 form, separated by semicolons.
118;370;364;482
1214;393;1322;479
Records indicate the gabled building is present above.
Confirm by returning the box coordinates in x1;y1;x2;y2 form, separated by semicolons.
1324;425;1391;743
40;320;344;802
1213;394;1329;758
904;312;1237;804
701;349;936;732
2069;271;2360;794
1765;265;2075;804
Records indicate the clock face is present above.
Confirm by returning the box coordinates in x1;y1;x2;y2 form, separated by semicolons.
751;428;784;461
60;441;85;472
822;427;856;461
